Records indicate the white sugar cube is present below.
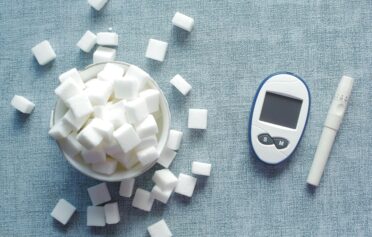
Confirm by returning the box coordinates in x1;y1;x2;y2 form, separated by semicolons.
132;188;154;212
97;32;118;46
49;120;73;140
125;98;149;124
135;115;158;138
140;89;160;113
136;135;158;151
59;133;83;158
119;178;135;198
104;202;120;224
31;40;56;65
148;219;172;237
77;30;97;53
93;46;116;63
92;158;117;175
113;77;139;100
55;78;83;103
114;152;139;169
66;94;94;119
167;130;183;150
88;0;108;11
98;63;125;80
98;101;127;129
152;169;178;190
137;146;159;166
157;147;177;168
58;68;85;89
62;110;89;131
11;95;35;114
81;148;106;164
85;79;113;105
123;65;150;90
89;118;114;142
188;109;208;129
175;173;197;197
87;206;105;227
172;12;194;32
192;161;211;176
145;39;168;62
170;74;192;96
104;140;123;157
51;199;76;225
113;123;141;153
151;185;173;204
77;125;103;150
87;183;111;206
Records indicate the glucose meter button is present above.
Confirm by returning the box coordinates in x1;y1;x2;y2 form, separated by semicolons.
258;134;274;145
273;137;289;149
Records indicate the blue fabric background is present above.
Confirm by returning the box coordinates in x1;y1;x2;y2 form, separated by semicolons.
0;0;371;236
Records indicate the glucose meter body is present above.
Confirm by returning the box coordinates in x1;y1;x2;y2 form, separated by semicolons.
249;72;310;164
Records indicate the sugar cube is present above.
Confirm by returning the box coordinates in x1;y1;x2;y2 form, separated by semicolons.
66;94;94;119
192;161;211;176
89;118;114;142
81;148;106;164
113;77;139;100
98;63;125;80
77;30;97;53
87;206;105;227
151;185;173;204
172;12;194;32
62;110;89;131
88;0;108;11
125;98;149;124
175;173;197;197
92;158;117;175
132;188;154;212
11;95;35;114
51;199;76;225
147;219;172;237
59;133;83;158
135;115;158;138
157;147;177;168
104;140;123;157
188;109;208;129
145;39;168;62
136;135;158;151
58;68;85;89
167;130;183;150
49;120;73;140
93;46;116;63
31;40;56;65
77;124;103;149
55;78;83;103
152;169;178;190
123;65;150;90
104;202;120;224
99;101;127;129
140;89;160;113
97;32;118;46
115;152;139;169
170;74;192;95
85;79;113;105
87;182;111;206
137;146;159;166
119;178;135;198
113;123;141;153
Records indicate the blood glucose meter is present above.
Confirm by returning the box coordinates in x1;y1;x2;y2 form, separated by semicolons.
249;72;310;164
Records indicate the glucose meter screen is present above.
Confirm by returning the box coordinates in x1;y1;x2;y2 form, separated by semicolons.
259;92;302;129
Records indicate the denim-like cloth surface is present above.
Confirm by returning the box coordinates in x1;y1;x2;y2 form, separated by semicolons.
0;0;371;236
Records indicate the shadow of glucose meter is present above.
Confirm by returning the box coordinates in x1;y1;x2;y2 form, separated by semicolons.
249;72;310;164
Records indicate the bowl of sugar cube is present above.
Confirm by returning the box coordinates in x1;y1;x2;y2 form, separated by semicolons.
49;61;170;182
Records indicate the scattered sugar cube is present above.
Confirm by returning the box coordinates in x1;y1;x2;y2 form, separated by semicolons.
167;129;183;150
92;158;117;175
132;188;154;212
140;89;160;113
192;161;211;176
97;32;118;46
170;74;192;96
151;185;173;204
188;109;208;129
123;65;151;90
119;178;135;198
31;40;56;65
55;78;83;104
59;133;83;158
59;68;85;89
104;202;120;224
62;110;89;131
11;95;35;114
49;120;73;140
114;77;139;100
172;12;194;32
125;98;149;124
50;199;76;225
66;94;94;119
148;219;172;237
157;147;177;168
88;0;108;11
87;206;105;227
145;39;168;62
77;30;97;53
93;46;116;63
77;125;103;150
81;148;106;164
175;173;197;197
87;183;111;206
135;115;158;138
113;123;141;153
136;135;158;151
137;146;159;166
152;169;178;190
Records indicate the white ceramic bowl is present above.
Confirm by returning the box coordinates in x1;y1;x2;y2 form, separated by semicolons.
53;61;170;182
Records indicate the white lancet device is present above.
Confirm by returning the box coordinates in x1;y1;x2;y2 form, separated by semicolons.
249;72;310;164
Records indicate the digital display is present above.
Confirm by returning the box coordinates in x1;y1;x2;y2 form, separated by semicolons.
259;92;303;129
